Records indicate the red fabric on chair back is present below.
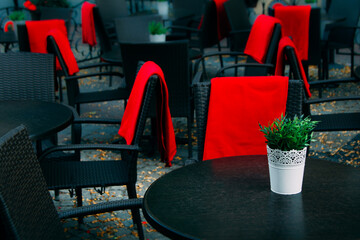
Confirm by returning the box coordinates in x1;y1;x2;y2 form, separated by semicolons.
81;1;97;47
118;61;176;166
47;29;79;76
26;19;70;72
274;5;311;61
203;76;289;160
244;14;281;64
214;0;231;41
275;36;311;97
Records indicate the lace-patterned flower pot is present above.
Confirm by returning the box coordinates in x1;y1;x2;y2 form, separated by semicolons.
267;145;307;195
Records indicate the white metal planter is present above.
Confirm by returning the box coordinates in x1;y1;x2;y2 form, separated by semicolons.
267;145;307;195
149;34;166;42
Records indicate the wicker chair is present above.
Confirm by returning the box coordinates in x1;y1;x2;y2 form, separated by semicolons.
37;67;159;240
223;0;251;52
16;23;126;108
284;45;360;133
0;125;143;240
193;77;303;162
119;40;194;158
193;22;281;80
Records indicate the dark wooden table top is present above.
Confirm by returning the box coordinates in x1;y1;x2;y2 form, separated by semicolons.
143;155;360;239
0;100;73;140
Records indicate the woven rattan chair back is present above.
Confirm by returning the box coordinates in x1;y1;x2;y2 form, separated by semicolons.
120;40;194;157
0;52;55;102
193;78;303;162
0;125;65;240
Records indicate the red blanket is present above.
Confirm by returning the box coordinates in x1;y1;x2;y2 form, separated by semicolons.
118;61;176;166
214;0;231;41
274;5;311;61
275;36;311;97
203;76;289;160
47;29;79;76
81;1;97;47
244;15;281;64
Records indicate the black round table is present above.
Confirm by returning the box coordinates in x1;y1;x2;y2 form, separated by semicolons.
143;155;360;239
0;100;73;141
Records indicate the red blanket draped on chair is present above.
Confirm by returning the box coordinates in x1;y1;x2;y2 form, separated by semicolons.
81;1;97;47
244;14;281;64
275;36;311;97
203;76;289;160
274;5;311;61
118;61;176;166
26;19;79;74
46;29;79;76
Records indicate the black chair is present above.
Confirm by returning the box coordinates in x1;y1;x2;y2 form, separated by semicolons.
168;0;220;55
0;52;55;103
284;44;360;133
193;20;282;80
92;6;123;65
38;65;161;240
223;0;252;52
44;34;128;114
322;0;360;78
193;77;303;162
0;125;143;240
120;40;194;158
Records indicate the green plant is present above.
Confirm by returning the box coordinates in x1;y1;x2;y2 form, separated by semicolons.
149;21;167;35
305;0;316;3
9;11;25;21
259;114;318;151
31;0;70;8
157;0;168;2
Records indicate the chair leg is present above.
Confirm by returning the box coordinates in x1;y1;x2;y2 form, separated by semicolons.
187;116;193;159
76;187;84;224
127;184;144;240
350;45;355;77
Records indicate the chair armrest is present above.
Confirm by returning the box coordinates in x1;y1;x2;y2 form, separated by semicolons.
65;71;124;81
309;77;358;87
168;25;201;33
306;95;360;105
216;63;274;77
78;62;122;70
72;117;121;125
193;51;247;74
58;198;143;219
191;71;204;86
38;143;140;162
229;29;251;35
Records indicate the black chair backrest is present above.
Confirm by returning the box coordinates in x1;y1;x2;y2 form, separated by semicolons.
17;23;30;52
199;0;219;50
224;0;251;32
93;6;113;52
115;14;162;43
0;125;65;240
326;0;360;45
120;40;191;118
244;23;282;76
194;79;303;161
95;0;129;24
0;52;55;102
306;7;321;66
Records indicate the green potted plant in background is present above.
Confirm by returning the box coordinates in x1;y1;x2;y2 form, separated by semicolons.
305;0;317;7
149;21;167;42
156;0;169;18
259;114;318;195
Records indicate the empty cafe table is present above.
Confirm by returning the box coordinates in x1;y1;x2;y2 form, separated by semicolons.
143;155;360;239
0;100;73;152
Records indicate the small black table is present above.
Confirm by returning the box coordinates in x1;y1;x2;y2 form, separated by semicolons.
0;100;73;152
143;155;360;239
